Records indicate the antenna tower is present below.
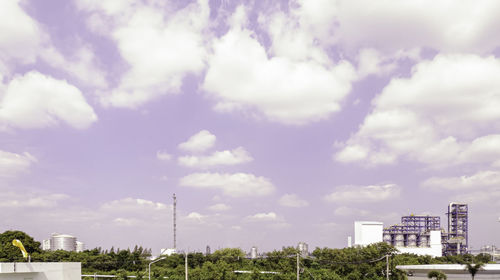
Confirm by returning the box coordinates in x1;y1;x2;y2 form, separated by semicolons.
173;193;177;250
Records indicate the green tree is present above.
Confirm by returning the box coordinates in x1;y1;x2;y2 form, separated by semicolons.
427;270;447;280
0;230;41;262
465;263;484;280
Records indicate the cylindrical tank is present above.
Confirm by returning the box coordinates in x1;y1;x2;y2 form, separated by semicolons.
250;246;258;259
395;234;404;247
50;234;76;251
383;234;392;245
419;235;428;247
407;234;417;247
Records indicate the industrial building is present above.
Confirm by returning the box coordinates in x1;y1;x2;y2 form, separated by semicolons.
354;221;383;246
42;233;84;252
383;215;443;257
354;202;469;257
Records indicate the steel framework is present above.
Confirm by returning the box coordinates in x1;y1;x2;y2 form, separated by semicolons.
445;203;468;255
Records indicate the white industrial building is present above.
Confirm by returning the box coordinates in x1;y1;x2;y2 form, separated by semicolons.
0;262;81;280
354;221;383;246
43;233;84;252
354;221;442;257
397;264;500;279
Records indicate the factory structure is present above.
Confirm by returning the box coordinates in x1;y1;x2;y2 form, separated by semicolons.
354;202;468;257
42;233;85;252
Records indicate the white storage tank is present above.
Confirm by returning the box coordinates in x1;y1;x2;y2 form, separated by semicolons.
407;234;417;247
383;233;392;245
395;234;404;247
419;235;428;247
50;234;77;252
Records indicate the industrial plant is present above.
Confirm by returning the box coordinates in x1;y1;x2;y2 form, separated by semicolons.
354;202;469;257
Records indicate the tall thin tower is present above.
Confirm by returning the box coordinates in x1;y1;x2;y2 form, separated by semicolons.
173;193;177;250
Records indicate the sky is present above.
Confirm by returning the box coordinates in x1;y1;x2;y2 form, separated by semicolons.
1;0;500;255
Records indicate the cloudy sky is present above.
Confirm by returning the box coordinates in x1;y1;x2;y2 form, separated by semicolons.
2;0;500;254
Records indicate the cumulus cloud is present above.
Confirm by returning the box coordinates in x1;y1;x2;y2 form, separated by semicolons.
328;0;500;54
0;0;42;65
278;194;309;208
203;6;356;125
39;46;108;88
335;54;500;168
0;71;97;130
0;1;106;88
0;192;68;209
156;150;172;161
101;197;168;212
324;184;400;203
247;212;278;222
422;170;500;191
207;203;231;212
77;0;209;108
178;147;253;168
0;150;36;178
179;172;275;197
178;130;216;153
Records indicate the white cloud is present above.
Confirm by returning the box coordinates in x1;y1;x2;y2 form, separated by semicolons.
422;170;500;191
78;0;209;108
101;197;168;212
0;1;106;89
247;212;277;222
207;203;231;212
333;206;370;217
335;54;500;168
0;192;68;209
156;150;172;161
328;0;500;54
203;6;356;125
179;172;275;197
324;184;400;203
278;194;309;208
112;217;139;227
0;71;97;130
0;150;36;178
178;130;216;153
187;212;205;221
39;46;108;88
178;147;253;168
0;0;42;65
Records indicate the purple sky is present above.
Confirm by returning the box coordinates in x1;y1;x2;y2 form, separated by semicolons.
2;0;500;254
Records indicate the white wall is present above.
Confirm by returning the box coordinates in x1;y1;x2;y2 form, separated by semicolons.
354;221;383;246
0;262;81;280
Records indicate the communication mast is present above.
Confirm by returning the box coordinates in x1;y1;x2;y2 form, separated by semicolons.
173;193;177;250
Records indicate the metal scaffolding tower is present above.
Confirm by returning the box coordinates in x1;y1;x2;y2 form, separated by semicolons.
445;202;468;255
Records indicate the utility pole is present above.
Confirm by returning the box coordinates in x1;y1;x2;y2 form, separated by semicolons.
386;255;389;280
296;252;300;280
185;252;188;280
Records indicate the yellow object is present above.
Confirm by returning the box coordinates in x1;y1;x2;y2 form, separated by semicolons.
12;239;28;258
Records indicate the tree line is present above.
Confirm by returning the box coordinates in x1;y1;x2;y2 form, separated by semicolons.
0;230;493;280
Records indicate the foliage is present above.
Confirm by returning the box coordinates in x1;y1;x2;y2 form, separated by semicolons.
1;230;493;280
465;262;484;280
427;270;447;280
0;230;41;262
